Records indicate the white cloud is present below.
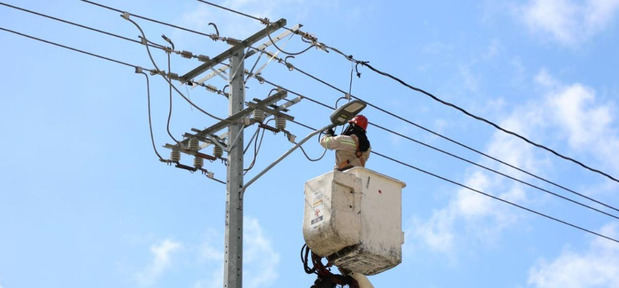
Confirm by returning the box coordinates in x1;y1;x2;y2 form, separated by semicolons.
244;217;280;288
408;170;521;254
538;71;619;174
547;84;612;148
410;209;456;253
135;239;183;287
517;0;619;46
193;216;279;288
407;69;619;255
528;223;619;288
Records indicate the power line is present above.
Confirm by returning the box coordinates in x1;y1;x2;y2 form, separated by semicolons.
0;1;230;120
191;0;619;184
124;16;225;122
286;119;619;245
358;62;619;184
248;60;619;217
0;2;141;45
0;1;209;62
0;26;140;69
73;0;617;213
165;40;180;143
137;69;166;161
196;0;267;23
1;0;232;103
243;45;619;215
81;0;220;40
0;25;227;185
254;75;619;221
46;0;617;220
371;150;619;244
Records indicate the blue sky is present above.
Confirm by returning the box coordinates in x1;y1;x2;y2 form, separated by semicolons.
1;0;619;287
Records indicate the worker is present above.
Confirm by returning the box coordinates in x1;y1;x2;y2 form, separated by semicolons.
320;115;371;171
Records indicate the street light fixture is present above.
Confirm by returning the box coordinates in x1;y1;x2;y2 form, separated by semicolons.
330;100;367;125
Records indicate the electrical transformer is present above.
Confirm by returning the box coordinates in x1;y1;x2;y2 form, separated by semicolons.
303;167;406;275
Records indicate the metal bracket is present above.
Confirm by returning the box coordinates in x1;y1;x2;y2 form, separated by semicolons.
180;18;287;83
194;24;301;86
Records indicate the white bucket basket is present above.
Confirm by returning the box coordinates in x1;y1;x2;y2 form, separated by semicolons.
303;167;406;275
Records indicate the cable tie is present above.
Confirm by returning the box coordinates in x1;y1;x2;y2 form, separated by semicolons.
120;12;130;20
134;66;143;73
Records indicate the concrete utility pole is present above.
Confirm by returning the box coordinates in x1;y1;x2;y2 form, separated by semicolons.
225;48;245;287
172;18;287;288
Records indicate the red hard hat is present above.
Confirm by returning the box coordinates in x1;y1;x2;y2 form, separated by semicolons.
349;115;368;131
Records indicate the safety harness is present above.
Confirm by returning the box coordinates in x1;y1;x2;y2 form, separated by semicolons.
336;135;366;171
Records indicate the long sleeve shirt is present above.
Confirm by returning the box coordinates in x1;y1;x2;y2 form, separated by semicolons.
320;134;371;169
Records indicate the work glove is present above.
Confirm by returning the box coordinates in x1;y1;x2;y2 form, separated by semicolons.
324;127;335;136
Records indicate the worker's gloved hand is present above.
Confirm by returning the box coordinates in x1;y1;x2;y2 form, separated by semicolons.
324;127;335;136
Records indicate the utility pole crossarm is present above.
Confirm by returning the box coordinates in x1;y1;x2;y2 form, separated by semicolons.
195;24;301;85
180;18;287;83
179;90;288;147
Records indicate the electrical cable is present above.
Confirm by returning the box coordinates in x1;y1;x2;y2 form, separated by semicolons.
165;39;181;144
244;48;619;215
273;26;619;185
1;2;212;63
245;48;264;84
358;61;619;184
244;119;270;173
1;0;230;98
335;96;348;109
137;70;165;161
288;119;619;244
0;25;227;185
372;150;619;244
0;26;142;70
244;128;265;173
123;16;225;122
244;126;261;155
13;0;617;229
250;73;619;220
348;60;354;96
188;0;619;191
297;142;327;162
195;0;266;23
0;2;143;46
81;0;221;40
266;32;314;56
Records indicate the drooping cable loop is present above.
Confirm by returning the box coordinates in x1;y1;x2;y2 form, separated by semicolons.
122;15;226;122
